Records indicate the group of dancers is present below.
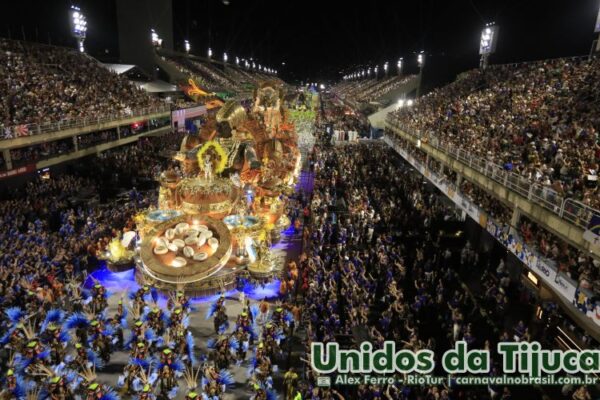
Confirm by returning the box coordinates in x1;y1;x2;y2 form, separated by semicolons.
0;272;297;400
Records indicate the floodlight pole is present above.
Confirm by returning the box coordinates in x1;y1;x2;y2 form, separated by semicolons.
480;53;489;70
479;24;498;70
416;52;425;98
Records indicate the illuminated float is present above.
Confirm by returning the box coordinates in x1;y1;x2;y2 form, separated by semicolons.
118;80;302;296
100;231;137;272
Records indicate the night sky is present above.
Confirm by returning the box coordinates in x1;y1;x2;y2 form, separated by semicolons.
1;0;599;87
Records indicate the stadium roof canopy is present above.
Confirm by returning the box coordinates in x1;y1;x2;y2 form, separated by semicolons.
368;102;398;129
101;63;138;75
135;80;179;93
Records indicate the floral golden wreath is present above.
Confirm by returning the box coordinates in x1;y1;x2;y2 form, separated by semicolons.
197;140;228;174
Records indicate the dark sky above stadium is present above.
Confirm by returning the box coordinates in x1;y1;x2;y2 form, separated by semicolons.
2;0;599;86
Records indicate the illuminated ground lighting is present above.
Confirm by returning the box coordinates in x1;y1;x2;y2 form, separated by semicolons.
87;263;281;303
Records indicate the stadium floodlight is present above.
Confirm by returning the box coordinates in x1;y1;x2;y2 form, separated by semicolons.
223;52;228;62
397;58;403;75
184;40;190;53
151;29;162;47
417;51;425;68
208;47;213;58
417;52;425;97
70;6;87;53
479;23;499;69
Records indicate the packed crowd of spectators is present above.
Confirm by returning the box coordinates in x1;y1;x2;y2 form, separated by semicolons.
0;131;184;268
9;138;74;168
161;54;282;97
387;57;600;210
3;115;172;171
289;130;584;399
518;215;600;291
0;39;163;134
161;55;222;91
335;75;419;104
388;133;600;297
320;94;369;141
460;181;512;225
77;129;118;149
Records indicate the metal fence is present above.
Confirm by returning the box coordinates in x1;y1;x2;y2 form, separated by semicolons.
385;119;600;231
2;104;171;141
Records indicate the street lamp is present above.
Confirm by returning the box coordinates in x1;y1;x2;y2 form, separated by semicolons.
374;65;379;77
236;56;240;65
397;58;403;75
479;23;498;69
223;52;228;62
184;40;190;53
70;6;87;53
208;47;213;58
384;61;389;75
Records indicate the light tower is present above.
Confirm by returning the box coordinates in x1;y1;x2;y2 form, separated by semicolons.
70;6;87;53
479;23;499;69
417;51;425;97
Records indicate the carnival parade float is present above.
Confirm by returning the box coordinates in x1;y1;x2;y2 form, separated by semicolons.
103;81;301;296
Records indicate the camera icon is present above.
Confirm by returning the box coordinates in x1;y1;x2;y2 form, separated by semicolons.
317;376;331;387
